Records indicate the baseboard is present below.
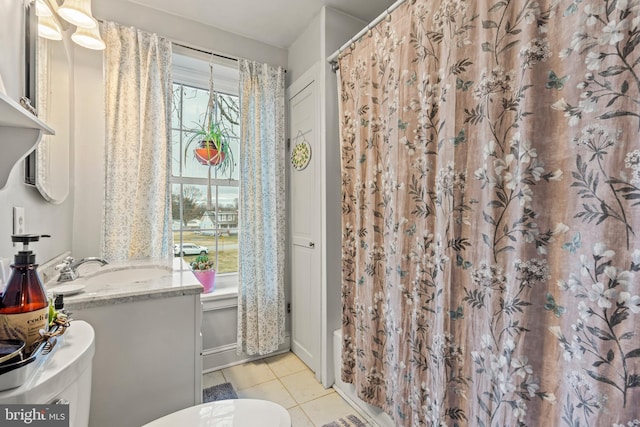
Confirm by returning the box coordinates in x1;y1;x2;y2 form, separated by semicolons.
332;381;395;427
202;334;291;373
332;329;394;427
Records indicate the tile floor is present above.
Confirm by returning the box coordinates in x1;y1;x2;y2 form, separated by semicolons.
202;352;371;427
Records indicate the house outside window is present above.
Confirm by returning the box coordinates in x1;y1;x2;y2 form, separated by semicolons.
171;53;240;275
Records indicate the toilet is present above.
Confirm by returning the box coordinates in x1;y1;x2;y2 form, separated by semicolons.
0;320;95;427
142;398;291;427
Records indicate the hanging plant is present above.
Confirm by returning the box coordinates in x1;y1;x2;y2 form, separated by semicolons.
188;120;233;174
181;63;236;275
184;65;235;177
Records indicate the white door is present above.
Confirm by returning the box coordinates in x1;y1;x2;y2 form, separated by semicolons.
288;68;321;374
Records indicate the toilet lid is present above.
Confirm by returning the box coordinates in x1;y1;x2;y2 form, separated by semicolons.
142;399;291;427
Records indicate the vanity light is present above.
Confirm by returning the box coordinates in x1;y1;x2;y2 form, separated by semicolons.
38;15;62;40
57;0;96;29
35;0;52;17
71;18;105;50
36;0;105;51
35;0;61;41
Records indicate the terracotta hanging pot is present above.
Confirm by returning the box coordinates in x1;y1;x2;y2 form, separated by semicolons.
194;141;226;166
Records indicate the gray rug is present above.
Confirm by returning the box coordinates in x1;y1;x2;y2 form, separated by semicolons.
203;382;238;402
322;414;367;427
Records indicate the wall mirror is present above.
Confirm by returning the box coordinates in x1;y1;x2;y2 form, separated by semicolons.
33;35;71;203
25;4;71;204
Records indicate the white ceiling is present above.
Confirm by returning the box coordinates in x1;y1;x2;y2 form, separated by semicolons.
127;0;397;48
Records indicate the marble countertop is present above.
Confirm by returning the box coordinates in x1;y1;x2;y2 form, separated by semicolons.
43;258;203;310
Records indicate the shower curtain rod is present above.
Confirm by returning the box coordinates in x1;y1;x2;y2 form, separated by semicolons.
327;0;408;71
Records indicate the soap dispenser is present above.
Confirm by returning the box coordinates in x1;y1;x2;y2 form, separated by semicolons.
0;234;51;353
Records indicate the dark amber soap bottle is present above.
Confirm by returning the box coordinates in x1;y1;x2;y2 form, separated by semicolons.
0;234;50;353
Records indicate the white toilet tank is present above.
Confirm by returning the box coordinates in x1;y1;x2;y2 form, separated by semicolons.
0;320;95;427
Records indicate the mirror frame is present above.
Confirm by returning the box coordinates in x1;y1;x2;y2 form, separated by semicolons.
24;4;72;204
24;4;37;186
25;2;37;110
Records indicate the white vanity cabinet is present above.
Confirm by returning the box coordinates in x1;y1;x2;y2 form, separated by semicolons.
66;286;202;427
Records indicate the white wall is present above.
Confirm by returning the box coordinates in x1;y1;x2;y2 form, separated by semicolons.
0;0;24;101
287;13;321;83
0;1;74;265
72;0;289;259
287;6;364;387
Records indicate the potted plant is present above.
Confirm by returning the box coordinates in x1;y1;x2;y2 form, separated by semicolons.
184;64;235;177
190;255;216;293
185;119;235;176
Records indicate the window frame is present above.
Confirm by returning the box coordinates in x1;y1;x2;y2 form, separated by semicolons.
171;52;240;286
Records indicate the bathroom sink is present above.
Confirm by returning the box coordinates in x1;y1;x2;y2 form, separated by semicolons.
45;258;201;309
47;265;175;297
81;266;173;286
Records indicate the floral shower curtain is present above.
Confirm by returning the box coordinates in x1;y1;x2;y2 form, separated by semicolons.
338;1;640;426
237;59;286;355
103;22;172;261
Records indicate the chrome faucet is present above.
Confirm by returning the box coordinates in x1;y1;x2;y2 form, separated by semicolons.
56;256;109;282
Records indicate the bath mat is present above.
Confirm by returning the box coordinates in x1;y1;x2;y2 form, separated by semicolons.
203;382;238;402
321;414;367;427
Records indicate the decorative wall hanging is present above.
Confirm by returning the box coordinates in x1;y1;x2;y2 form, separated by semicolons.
291;130;311;171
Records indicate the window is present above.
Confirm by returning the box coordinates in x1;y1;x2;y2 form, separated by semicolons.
171;53;240;275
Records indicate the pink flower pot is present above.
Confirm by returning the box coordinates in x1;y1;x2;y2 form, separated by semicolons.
192;269;216;293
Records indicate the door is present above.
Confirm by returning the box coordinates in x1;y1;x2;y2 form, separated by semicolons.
288;67;321;374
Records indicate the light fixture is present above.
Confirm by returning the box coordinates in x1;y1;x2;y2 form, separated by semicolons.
36;0;105;50
38;15;62;40
71;17;105;50
35;0;53;17
57;0;95;29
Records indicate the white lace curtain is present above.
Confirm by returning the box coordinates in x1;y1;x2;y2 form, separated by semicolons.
102;22;172;261
237;59;286;355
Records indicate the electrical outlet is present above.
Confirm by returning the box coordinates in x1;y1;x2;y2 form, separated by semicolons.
13;206;25;236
